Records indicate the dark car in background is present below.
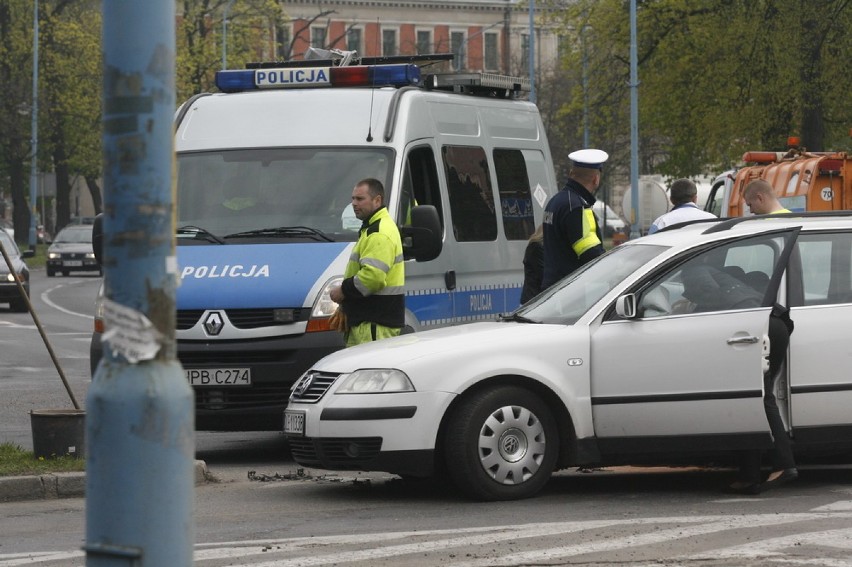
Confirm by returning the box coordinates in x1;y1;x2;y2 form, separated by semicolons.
46;225;101;277
0;229;34;312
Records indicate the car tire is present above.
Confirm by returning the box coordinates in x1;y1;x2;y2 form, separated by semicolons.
61;270;69;277
444;386;558;501
46;268;55;277
10;298;27;312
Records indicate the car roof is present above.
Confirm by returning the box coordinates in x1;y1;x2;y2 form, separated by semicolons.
634;212;852;249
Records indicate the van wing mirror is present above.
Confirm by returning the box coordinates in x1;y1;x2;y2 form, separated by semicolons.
92;213;104;266
615;293;636;319
401;205;442;262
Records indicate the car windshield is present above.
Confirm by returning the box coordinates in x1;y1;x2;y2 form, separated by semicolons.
0;229;17;253
520;243;668;324
176;147;395;243
55;228;92;244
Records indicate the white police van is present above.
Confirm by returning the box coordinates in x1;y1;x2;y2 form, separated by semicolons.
90;53;559;430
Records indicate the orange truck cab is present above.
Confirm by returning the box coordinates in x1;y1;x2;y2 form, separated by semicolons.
713;149;852;217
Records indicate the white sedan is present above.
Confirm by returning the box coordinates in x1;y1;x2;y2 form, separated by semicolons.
284;213;852;500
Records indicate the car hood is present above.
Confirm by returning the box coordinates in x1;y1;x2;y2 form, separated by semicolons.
313;321;585;380
0;256;26;276
48;243;92;254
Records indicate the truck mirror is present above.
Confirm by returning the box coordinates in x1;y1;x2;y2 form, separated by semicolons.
402;205;442;262
92;213;103;266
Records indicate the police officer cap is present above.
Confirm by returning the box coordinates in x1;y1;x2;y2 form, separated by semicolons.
568;149;609;170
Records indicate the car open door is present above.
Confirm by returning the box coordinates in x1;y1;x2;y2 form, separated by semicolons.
589;227;800;456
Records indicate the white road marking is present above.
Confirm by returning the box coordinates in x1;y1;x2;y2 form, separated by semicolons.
3;511;851;566
40;283;94;320
812;500;852;512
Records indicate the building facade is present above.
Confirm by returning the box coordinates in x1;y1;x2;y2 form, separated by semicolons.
276;0;559;79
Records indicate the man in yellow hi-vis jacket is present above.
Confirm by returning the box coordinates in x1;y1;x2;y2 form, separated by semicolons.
541;149;609;289
330;178;405;346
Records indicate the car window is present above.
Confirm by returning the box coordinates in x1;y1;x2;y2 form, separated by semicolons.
55;228;93;244
522;243;667;324
794;232;852;306
637;233;784;317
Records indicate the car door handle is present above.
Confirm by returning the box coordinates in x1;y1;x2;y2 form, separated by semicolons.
726;335;760;345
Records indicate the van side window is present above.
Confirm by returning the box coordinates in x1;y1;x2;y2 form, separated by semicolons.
442;145;497;242
494;148;535;241
793;233;852;306
399;145;443;230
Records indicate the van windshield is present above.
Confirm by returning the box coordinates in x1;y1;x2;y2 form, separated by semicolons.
176;148;395;243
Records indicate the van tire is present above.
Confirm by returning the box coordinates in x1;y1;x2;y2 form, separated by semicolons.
444;386;558;501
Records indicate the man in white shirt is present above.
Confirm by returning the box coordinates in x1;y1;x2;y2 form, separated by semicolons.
648;178;716;234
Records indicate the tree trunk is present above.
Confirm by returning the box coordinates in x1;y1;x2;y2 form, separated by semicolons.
10;160;30;246
85;175;103;214
53;144;72;231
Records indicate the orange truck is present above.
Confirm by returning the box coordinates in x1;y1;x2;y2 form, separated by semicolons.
704;148;852;218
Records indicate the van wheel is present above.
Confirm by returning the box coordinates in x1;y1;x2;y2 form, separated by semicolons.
444;386;558;501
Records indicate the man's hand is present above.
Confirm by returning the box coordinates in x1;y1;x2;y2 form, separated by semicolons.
329;285;344;303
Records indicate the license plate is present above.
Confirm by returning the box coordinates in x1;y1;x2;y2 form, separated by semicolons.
64;260;83;267
283;410;305;436
185;368;251;386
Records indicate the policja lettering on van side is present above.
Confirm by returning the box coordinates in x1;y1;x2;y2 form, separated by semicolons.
181;264;270;278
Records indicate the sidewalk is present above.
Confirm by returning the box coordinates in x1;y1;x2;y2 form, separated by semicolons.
0;460;209;503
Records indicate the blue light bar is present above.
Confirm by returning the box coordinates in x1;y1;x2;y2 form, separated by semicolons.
215;64;421;93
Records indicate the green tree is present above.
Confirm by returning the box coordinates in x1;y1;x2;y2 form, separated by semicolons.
541;0;852;179
0;0;38;243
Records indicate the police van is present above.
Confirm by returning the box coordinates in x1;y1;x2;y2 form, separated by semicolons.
90;53;559;430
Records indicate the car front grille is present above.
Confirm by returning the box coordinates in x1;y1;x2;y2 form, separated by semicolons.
289;371;339;403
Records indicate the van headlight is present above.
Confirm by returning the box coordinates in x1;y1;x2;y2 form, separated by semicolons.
311;276;344;319
335;369;415;394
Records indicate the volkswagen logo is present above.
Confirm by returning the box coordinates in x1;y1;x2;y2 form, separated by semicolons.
203;311;225;336
293;373;315;398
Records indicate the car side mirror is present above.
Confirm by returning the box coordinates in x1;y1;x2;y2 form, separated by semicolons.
615;293;636;319
92;213;103;266
401;205;442;262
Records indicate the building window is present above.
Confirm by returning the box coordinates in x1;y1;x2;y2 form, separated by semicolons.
416;30;432;54
520;33;530;74
276;24;291;60
311;27;326;49
484;32;499;71
382;29;397;56
451;31;466;71
347;27;362;53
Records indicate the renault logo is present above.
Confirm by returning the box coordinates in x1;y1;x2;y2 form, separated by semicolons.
203;311;225;336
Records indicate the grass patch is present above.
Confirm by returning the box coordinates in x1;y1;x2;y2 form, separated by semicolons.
25;243;48;269
0;442;85;477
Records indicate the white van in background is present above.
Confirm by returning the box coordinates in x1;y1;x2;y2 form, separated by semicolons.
91;54;559;431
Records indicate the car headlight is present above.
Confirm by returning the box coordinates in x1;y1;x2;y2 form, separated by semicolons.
48;252;60;259
335;369;415;394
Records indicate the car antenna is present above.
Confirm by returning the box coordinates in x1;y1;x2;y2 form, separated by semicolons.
366;17;380;142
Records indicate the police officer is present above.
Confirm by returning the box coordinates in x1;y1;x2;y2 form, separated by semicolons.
541;149;609;289
329;178;405;346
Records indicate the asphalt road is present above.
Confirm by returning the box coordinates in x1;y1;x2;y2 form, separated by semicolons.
2;268;851;566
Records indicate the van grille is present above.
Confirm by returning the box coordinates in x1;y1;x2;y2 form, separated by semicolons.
176;308;308;330
289;372;339;403
195;385;290;410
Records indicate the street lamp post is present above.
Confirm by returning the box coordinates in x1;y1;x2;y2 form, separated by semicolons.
28;1;38;250
222;0;236;70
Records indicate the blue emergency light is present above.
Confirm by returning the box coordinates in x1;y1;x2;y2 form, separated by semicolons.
215;63;421;93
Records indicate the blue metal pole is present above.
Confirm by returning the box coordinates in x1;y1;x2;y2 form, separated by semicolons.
628;0;641;239
86;2;194;566
28;0;38;250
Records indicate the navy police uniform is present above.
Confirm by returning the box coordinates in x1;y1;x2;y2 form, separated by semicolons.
542;149;608;289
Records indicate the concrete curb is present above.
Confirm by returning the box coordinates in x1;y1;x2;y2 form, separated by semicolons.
0;460;209;503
